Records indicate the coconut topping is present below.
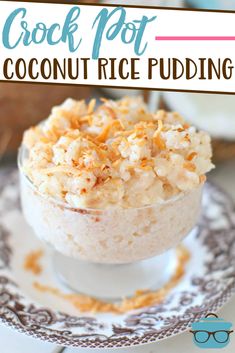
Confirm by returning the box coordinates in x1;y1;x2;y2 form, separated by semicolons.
22;96;214;209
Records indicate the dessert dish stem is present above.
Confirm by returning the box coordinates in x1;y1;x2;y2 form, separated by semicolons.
53;249;176;300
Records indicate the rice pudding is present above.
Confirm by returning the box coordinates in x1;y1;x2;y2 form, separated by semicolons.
19;96;213;264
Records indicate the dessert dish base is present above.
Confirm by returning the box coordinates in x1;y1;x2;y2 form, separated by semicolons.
0;169;235;349
53;249;175;300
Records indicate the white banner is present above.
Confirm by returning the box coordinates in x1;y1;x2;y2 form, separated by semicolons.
1;1;235;93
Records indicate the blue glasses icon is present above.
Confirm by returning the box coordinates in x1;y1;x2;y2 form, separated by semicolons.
190;313;233;349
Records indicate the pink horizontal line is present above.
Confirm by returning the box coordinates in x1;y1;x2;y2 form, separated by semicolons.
155;36;235;40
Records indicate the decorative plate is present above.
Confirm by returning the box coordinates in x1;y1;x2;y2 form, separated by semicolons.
0;168;235;349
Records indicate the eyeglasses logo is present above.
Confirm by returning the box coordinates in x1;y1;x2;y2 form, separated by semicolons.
190;313;233;349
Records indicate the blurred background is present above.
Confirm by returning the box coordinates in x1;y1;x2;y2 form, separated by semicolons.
1;0;235;175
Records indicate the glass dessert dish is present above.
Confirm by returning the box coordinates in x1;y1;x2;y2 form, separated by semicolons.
19;144;203;300
18;96;213;301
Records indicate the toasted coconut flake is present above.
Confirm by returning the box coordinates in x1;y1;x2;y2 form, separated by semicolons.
153;134;166;150
183;161;196;172
87;99;96;114
24;249;44;275
186;152;198;161
96;120;124;143
79;115;93;125
100;105;116;119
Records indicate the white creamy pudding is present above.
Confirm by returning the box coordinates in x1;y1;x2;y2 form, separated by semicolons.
19;96;213;264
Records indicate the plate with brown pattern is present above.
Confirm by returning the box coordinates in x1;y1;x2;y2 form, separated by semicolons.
0;167;235;349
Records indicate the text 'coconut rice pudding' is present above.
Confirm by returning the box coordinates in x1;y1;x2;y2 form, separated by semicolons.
19;97;214;263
